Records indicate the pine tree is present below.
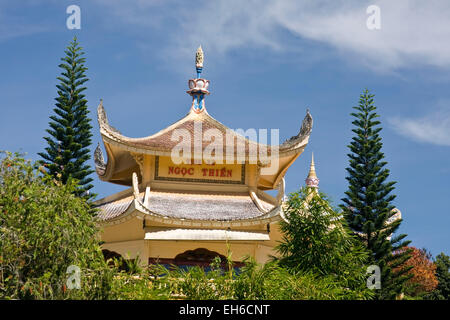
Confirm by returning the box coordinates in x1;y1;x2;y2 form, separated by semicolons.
38;37;94;199
340;89;412;299
430;252;450;300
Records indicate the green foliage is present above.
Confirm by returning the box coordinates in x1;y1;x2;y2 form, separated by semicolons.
0;152;112;299
340;89;412;299
141;259;373;300
105;264;172;300
38;37;94;200
231;259;372;300
124;256;144;275
275;187;371;293
427;252;450;300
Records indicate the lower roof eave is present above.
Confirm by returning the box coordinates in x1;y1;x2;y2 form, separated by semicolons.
137;199;282;228
98;200;282;228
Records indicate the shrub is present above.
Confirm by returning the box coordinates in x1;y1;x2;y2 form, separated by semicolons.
0;152;113;299
143;258;374;300
276;187;372;293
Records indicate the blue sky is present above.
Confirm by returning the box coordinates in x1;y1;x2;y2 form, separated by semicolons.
0;0;449;256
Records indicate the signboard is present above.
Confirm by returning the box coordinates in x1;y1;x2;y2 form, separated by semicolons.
154;156;245;184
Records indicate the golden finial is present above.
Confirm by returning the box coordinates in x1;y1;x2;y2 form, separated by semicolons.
308;153;317;178
196;45;204;69
306;152;319;188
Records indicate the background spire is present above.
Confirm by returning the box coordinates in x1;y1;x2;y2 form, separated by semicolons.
305;152;319;188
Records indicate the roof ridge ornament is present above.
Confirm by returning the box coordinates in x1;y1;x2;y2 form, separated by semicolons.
188;46;210;114
195;45;204;76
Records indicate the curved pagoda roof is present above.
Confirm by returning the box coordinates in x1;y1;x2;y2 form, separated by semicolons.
96;102;312;188
94;47;313;189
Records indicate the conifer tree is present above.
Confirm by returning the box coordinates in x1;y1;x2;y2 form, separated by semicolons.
340;89;412;299
38;37;94;199
429;252;450;300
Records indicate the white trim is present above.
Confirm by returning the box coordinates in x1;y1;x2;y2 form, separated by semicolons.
144;229;270;241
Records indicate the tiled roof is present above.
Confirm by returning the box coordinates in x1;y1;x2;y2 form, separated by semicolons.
95;191;274;222
95;194;136;221
144;191;273;221
124;116;267;155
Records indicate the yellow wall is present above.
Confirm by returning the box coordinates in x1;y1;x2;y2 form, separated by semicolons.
100;218;144;243
147;240;275;264
100;218;283;265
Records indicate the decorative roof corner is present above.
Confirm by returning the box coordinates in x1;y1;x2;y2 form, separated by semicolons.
97;99;108;129
132;171;140;200
300;108;313;136
276;177;285;204
97;99;122;136
280;109;313;151
94;143;107;176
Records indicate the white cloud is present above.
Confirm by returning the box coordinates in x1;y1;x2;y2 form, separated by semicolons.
92;0;450;71
389;107;450;146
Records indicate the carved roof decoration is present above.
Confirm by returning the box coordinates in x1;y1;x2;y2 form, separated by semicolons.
280;109;313;149
94;143;107;176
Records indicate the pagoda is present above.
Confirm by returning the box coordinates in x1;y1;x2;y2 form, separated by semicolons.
93;47;313;266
